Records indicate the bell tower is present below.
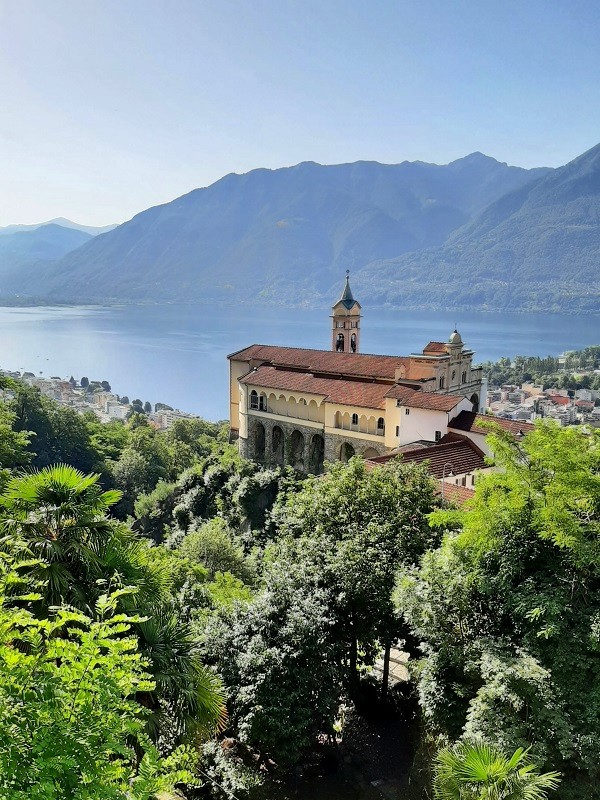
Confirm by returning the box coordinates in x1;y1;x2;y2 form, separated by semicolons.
331;270;361;353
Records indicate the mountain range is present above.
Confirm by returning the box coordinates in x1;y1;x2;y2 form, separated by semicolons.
1;145;599;312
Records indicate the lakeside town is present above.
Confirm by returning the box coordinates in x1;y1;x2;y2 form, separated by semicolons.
0;368;202;429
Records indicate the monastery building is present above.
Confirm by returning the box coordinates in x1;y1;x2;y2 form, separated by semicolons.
228;273;493;476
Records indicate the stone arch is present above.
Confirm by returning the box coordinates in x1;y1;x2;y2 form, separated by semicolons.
470;393;479;412
309;434;325;474
272;425;284;465
254;422;266;461
339;441;355;463
289;429;305;471
363;447;379;460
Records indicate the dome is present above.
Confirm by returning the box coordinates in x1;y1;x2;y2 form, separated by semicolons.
449;329;463;344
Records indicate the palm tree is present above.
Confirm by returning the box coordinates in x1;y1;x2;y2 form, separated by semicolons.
0;464;122;608
0;464;225;743
433;740;561;800
136;605;226;743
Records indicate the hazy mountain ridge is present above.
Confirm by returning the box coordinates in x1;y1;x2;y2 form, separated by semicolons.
6;148;600;312
3;153;552;308
0;224;94;286
0;218;117;236
355;143;600;312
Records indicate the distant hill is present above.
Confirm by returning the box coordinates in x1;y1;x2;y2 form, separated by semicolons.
355;143;600;312
0;225;93;292
6;154;549;306
0;218;117;237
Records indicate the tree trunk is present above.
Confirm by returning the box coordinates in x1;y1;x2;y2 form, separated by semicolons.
381;640;391;701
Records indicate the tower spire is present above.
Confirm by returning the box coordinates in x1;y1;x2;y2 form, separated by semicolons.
331;270;361;353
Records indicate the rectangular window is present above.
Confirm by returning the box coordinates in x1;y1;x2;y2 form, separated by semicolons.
395;425;400;436
405;408;410;415
435;430;441;442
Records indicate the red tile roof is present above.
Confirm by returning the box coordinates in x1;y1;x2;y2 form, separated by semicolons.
241;365;469;413
366;439;486;479
546;394;571;406
228;344;408;380
239;366;390;410
449;411;535;436
435;481;475;505
385;384;465;411
423;341;448;353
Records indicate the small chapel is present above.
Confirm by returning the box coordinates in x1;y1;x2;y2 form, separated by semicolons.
228;274;489;475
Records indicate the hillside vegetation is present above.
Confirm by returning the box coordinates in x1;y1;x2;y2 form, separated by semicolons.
0;372;599;798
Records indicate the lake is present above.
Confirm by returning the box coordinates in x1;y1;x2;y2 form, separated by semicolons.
2;304;599;420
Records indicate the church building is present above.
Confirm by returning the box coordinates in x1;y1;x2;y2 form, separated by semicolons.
228;274;487;474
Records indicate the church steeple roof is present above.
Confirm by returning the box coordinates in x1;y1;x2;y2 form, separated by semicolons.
337;270;358;310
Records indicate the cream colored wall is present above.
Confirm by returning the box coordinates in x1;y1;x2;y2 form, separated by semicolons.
324;401;387;443
243;384;326;425
229;359;252;431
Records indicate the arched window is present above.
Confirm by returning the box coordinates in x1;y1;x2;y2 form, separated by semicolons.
350;333;357;352
250;390;258;410
351;413;359;426
259;393;267;411
462;370;467;383
377;417;385;433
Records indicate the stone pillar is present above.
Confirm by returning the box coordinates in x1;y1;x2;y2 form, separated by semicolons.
264;423;273;467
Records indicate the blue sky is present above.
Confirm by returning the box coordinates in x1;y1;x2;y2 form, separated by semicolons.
1;0;599;226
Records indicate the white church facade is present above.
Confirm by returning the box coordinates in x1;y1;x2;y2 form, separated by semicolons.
228;274;488;474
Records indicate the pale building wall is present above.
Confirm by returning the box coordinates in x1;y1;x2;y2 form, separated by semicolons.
229;359;252;435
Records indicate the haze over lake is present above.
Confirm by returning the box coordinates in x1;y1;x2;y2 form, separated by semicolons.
2;304;598;421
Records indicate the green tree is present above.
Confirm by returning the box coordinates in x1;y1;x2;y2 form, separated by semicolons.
80;376;89;388
0;464;123;608
274;456;437;691
0;465;225;747
204;562;342;767
0;557;191;800
10;383;99;472
179;517;254;582
398;423;600;797
433;741;560;800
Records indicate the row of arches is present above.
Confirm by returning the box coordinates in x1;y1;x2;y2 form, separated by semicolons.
249;390;324;422
254;423;325;473
333;410;385;435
